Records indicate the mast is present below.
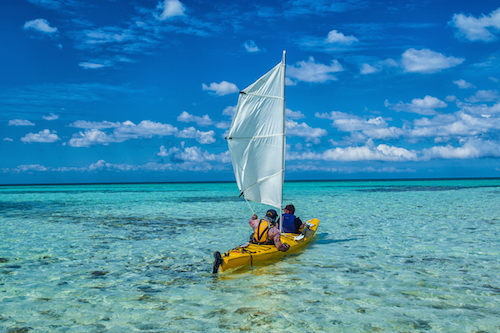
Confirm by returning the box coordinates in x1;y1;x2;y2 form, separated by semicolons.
280;50;286;233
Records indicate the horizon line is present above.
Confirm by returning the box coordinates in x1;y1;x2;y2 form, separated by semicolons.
1;176;500;187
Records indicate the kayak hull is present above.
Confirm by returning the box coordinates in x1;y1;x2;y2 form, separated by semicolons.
214;218;319;273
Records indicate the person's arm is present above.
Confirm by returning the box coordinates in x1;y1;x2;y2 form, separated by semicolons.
249;214;258;230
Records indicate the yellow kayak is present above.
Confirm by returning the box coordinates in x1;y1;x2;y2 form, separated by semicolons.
213;218;319;273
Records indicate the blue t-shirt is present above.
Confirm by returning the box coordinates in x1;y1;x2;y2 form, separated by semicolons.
281;213;302;233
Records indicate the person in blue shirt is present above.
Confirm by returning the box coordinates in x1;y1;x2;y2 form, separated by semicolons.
281;204;304;234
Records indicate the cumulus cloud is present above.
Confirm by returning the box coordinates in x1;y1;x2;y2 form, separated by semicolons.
386;95;448;115
360;63;378;75
316;111;403;140
9;119;35;126
158;143;229;163
79;62;109;70
243;40;260;52
287;57;343;83
3;137;14;142
68;129;113;147
466;90;499;103
421;138;500;160
23;18;58;34
359;59;398;75
286;120;327;142
202;81;239;96
325;29;358;44
222;105;236;117
21;129;60;143
289;141;418;162
450;8;500;42
42;113;59;120
11;164;48;173
401;48;464;73
70;120;121;129
157;145;175;157
177;127;216;144
286;108;305;119
68;120;214;147
453;79;474;89
177;111;213;126
156;0;186;20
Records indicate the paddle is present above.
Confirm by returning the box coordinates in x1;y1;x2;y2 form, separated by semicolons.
293;221;314;241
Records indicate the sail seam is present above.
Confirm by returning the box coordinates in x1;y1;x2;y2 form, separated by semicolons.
240;169;283;200
242;92;284;100
228;133;284;140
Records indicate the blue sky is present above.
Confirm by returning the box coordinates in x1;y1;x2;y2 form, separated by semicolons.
1;0;500;184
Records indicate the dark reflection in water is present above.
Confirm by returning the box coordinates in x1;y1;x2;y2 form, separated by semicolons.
357;185;500;192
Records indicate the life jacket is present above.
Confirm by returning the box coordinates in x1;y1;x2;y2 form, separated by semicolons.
282;213;298;233
252;219;273;245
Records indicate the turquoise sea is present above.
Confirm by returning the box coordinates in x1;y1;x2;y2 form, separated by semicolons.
1;179;499;332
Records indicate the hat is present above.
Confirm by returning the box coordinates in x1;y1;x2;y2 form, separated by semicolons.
285;204;295;214
266;209;278;221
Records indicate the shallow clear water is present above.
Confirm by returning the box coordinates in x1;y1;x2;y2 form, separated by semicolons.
1;180;499;332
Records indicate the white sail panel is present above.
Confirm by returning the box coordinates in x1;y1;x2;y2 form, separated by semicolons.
227;61;285;209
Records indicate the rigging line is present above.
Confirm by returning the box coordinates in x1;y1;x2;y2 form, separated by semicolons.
242;193;255;216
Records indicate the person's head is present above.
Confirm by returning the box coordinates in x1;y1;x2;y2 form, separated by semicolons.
266;209;278;222
284;204;295;214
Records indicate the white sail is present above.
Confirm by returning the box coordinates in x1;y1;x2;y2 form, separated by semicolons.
227;55;286;209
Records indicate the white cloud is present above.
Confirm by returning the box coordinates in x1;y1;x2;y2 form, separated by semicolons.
21;129;60;143
202;81;239;96
451;8;500;42
69;120;214;146
287;56;343;83
174;145;230;163
156;0;186;20
70;120;121;129
157;145;178;157
316;111;403;140
243;40;260;52
401;48;464;73
289;141;417;162
222;106;236;116
453;79;474;89
8;119;35;126
113;120;178;141
286;120;327;141
387;95;447;115
158;143;230;163
177;111;213;126
79;62;109;69
359;59;398;75
3;137;14;142
23;18;58;34
68;129;113;147
422;138;500;160
325;29;358;44
466;90;499;103
177;127;216;144
42;113;59;120
360;63;378;75
286;108;305;119
12;164;48;172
